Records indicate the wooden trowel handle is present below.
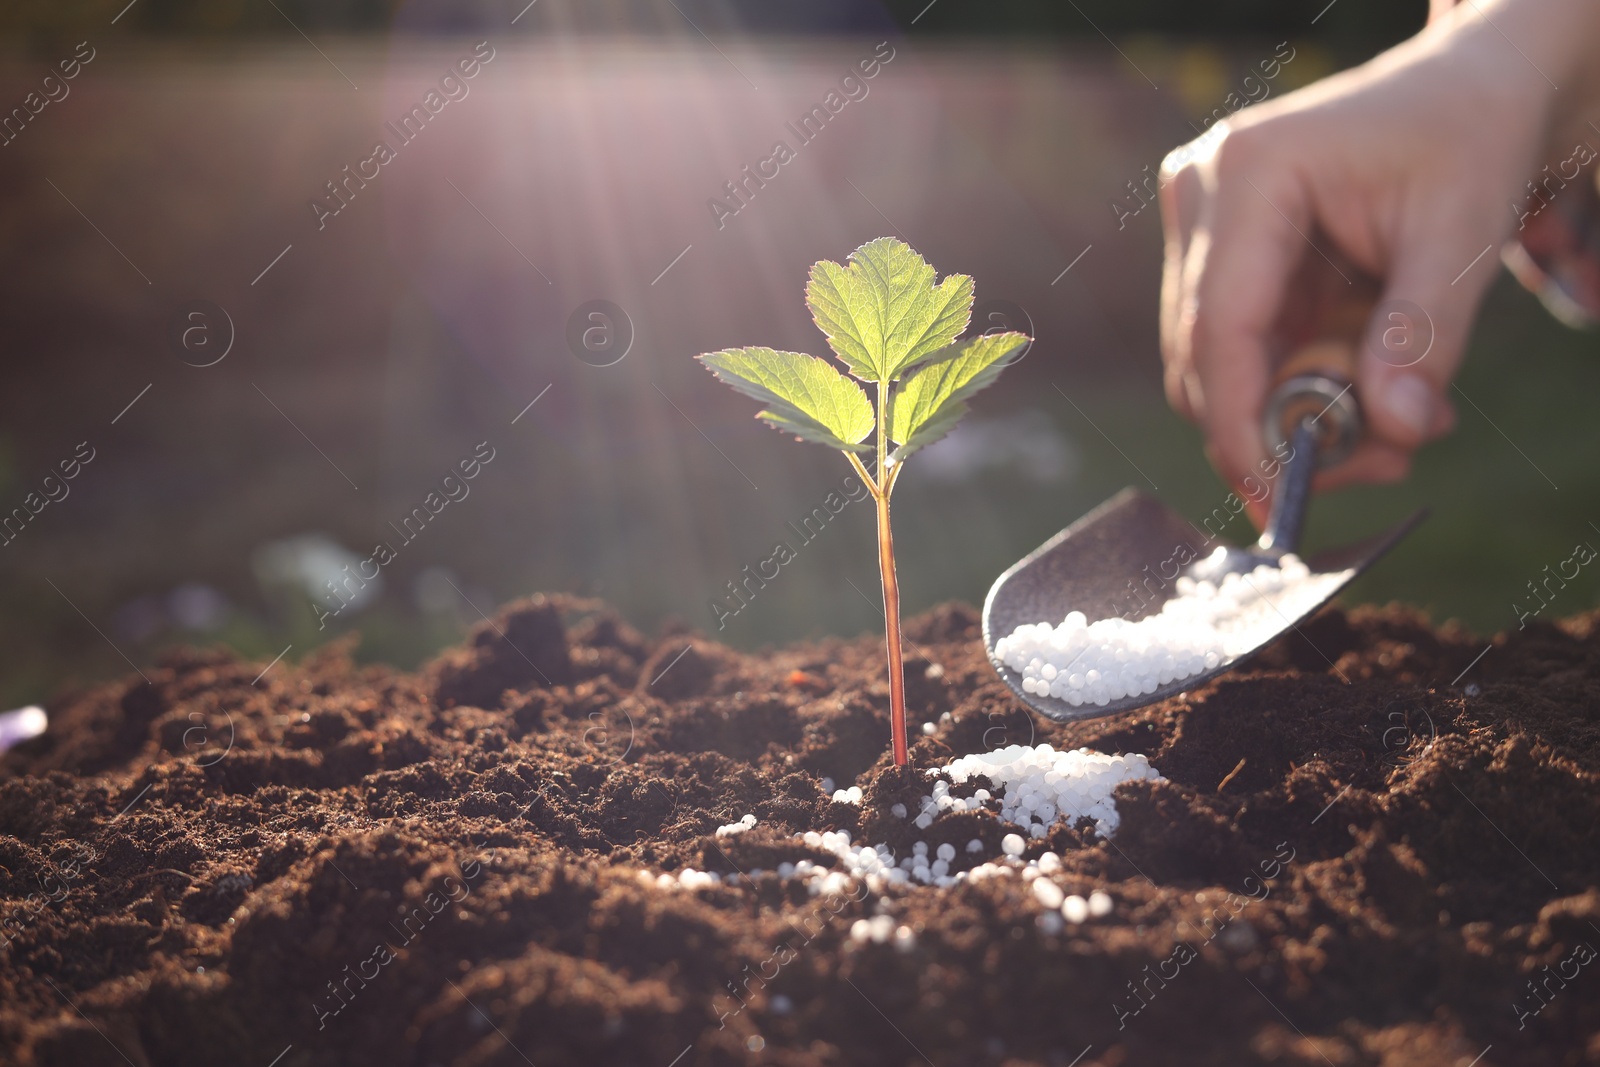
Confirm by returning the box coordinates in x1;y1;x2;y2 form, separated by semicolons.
1261;271;1379;470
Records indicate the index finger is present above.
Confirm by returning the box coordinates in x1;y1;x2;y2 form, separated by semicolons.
1182;144;1313;491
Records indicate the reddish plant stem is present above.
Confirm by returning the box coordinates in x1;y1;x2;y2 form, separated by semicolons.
873;479;909;767
854;380;911;768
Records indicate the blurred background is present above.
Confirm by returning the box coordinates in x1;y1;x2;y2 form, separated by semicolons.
1;0;1596;708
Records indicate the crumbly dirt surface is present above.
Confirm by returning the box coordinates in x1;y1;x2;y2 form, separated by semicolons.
2;595;1598;1067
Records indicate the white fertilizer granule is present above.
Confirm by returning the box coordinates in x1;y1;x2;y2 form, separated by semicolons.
1032;877;1065;909
714;814;757;838
994;549;1350;707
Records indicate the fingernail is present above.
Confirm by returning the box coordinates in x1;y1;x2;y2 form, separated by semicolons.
1381;375;1433;438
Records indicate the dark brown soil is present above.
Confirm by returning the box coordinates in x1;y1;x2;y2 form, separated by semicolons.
2;595;1599;1067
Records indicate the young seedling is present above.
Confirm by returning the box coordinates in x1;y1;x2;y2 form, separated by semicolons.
697;238;1030;766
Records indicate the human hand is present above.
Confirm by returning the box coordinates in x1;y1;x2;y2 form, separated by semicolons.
1158;0;1600;504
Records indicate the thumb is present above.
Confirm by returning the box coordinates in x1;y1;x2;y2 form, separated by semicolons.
1357;229;1498;450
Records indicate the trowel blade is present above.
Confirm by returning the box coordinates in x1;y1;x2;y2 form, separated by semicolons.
982;488;1425;723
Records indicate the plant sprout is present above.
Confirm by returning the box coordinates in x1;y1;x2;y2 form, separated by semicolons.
697;237;1030;766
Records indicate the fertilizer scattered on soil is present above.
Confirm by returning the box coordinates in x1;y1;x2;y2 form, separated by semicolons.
927;745;1161;837
995;550;1351;705
654;744;1156;893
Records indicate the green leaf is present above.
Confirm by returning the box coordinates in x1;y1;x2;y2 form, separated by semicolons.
698;347;875;452
888;331;1029;459
805;237;975;383
892;400;969;462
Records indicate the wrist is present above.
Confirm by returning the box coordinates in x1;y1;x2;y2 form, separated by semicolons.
1429;0;1600;148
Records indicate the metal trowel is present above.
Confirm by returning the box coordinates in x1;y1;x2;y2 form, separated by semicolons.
983;282;1426;724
